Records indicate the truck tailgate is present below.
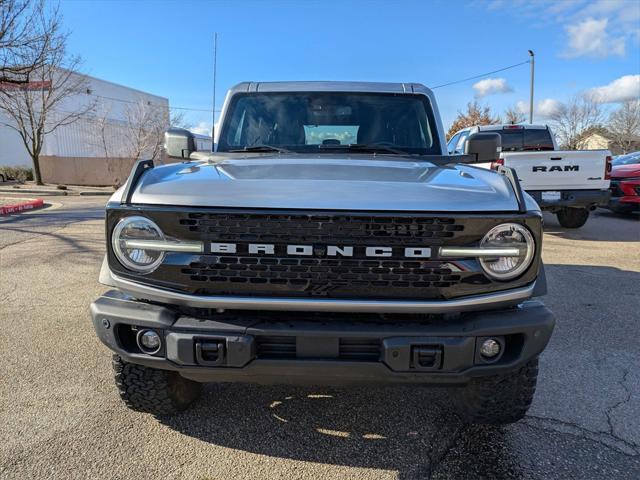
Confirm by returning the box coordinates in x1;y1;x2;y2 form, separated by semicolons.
502;150;610;191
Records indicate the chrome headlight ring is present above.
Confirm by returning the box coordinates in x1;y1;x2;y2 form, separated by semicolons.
112;216;166;274
479;223;535;281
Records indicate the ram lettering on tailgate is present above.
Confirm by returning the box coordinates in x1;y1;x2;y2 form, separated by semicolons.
532;165;580;172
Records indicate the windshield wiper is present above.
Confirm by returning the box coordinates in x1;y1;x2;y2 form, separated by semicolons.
228;145;292;153
318;143;411;155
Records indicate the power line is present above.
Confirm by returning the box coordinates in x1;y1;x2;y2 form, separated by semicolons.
16;59;532;117
430;60;531;89
91;93;221;113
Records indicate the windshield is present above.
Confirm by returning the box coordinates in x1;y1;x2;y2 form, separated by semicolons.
613;152;640;166
218;92;441;155
497;128;554;152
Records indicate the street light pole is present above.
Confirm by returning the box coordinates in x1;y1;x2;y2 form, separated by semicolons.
528;50;535;124
212;32;218;151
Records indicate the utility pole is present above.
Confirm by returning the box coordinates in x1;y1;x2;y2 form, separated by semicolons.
212;32;218;151
528;50;535;124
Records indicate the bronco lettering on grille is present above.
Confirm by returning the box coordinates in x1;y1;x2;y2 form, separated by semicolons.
210;243;432;258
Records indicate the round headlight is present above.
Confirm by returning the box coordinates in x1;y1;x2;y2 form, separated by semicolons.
479;223;535;280
112;216;165;273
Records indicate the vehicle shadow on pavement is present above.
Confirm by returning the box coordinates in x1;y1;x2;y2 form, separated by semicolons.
156;263;640;479
542;211;639;242
158;383;517;479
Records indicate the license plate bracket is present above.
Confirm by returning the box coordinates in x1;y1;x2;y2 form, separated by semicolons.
541;191;561;202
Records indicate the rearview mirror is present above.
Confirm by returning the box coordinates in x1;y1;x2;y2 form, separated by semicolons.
464;132;501;162
165;128;196;159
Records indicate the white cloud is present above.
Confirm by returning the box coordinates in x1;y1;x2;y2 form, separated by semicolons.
580;0;640;25
587;75;640;103
537;98;562;117
190;121;213;136
563;17;625;58
481;1;639;60
516;98;561;119
472;78;513;98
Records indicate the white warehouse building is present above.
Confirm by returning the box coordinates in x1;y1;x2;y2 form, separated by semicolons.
0;72;170;186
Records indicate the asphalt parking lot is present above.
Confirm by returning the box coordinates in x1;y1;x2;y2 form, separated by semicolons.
1;197;639;479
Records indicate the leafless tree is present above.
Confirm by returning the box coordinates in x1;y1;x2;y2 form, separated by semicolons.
122;99;169;162
446;101;501;140
0;0;49;84
607;100;640;154
0;1;94;184
169;109;192;130
504;104;526;124
85;99;168;187
91;104;112;160
547;94;604;150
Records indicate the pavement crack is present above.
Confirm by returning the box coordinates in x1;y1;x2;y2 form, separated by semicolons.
0;236;37;252
425;423;468;479
0;223;73;252
605;368;633;442
525;413;639;456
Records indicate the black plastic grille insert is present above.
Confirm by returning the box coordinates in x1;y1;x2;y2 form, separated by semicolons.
178;213;464;245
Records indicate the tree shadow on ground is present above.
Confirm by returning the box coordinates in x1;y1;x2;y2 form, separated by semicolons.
159;383;520;479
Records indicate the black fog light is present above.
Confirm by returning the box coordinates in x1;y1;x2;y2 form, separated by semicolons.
136;329;162;354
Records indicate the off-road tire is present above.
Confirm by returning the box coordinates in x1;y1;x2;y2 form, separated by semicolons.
112;355;201;415
556;207;589;228
454;358;538;425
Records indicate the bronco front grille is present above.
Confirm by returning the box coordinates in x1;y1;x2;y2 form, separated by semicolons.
174;212;465;299
181;257;461;293
177;213;464;245
107;208;542;300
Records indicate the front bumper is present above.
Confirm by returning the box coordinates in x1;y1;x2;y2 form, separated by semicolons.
607;179;640;213
528;189;610;210
90;291;555;385
607;196;640;213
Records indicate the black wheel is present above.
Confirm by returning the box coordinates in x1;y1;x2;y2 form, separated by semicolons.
454;358;538;425
0;173;5;182
556;207;589;228
112;355;201;416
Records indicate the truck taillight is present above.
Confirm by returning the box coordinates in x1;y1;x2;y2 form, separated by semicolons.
605;155;612;180
491;158;504;170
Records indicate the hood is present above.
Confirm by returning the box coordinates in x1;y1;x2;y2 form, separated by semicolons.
612;163;640;179
126;154;533;212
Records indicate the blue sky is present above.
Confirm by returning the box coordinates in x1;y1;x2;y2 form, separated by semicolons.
59;0;640;133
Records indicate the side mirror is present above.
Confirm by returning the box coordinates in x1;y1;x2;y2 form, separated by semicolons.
464;132;501;162
165;128;196;159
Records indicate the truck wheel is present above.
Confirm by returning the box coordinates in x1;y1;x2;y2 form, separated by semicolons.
112;355;201;416
556;208;589;228
454;358;538;425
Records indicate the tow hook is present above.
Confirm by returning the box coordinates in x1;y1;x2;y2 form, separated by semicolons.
195;340;226;366
411;345;443;371
382;336;474;372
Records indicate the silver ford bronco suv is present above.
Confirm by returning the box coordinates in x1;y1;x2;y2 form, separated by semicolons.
91;82;555;424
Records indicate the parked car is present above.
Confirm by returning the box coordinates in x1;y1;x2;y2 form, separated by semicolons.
606;151;640;214
91;81;555;425
448;124;612;228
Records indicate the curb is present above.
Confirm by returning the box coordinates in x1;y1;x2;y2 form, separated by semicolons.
0;188;67;196
79;191;114;196
0;198;45;215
